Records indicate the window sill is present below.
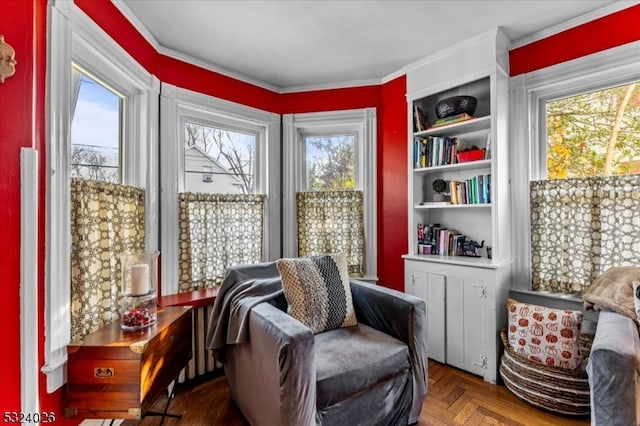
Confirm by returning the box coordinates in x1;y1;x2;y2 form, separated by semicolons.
158;288;218;308
510;288;583;304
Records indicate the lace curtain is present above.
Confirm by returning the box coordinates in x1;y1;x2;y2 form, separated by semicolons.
178;193;266;292
296;190;365;276
530;175;640;295
70;178;145;342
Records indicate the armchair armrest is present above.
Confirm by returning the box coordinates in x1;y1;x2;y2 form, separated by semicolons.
587;310;640;426
349;280;427;423
235;301;315;426
350;280;425;344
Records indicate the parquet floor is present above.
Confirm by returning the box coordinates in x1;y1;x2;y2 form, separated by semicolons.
123;360;590;426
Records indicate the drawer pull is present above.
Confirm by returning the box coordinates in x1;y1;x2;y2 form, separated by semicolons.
94;367;114;378
169;334;175;342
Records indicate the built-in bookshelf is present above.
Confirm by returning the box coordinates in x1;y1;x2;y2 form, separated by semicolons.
403;28;512;383
407;76;502;265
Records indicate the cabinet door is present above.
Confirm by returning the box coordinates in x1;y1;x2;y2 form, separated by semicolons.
446;275;488;376
463;277;487;377
445;275;464;370
405;266;446;363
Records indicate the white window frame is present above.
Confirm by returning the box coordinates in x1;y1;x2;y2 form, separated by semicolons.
510;40;640;294
282;108;377;282
160;84;281;295
45;1;159;391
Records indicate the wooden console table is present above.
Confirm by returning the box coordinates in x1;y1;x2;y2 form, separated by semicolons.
65;306;193;420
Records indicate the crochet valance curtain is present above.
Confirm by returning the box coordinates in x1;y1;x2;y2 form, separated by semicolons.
70;178;145;341
178;193;266;292
296;190;365;276
530;175;640;295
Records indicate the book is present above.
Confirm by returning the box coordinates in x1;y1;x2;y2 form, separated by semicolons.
453;235;466;256
449;180;458;205
484;132;492;159
414;105;428;132
431;113;475;128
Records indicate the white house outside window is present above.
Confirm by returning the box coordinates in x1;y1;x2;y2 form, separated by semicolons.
184;121;257;194
160;85;281;294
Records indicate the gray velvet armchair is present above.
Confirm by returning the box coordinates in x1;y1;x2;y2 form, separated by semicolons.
207;262;427;426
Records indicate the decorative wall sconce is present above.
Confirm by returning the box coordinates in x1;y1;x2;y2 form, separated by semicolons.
0;35;17;83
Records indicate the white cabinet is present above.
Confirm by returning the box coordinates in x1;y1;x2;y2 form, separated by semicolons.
403;29;512;382
405;258;509;383
404;264;446;363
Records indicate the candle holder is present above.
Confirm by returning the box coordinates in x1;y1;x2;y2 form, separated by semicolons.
120;251;159;331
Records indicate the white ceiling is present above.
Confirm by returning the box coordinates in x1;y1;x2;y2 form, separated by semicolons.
117;0;634;92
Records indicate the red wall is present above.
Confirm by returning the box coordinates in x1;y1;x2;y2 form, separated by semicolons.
510;3;640;76
4;0;640;419
378;76;408;290
0;0;47;414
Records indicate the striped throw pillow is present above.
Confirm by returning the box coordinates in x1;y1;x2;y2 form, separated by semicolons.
276;253;357;334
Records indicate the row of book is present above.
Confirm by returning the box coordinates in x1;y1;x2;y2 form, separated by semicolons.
417;223;466;256
448;174;491;205
413;136;460;168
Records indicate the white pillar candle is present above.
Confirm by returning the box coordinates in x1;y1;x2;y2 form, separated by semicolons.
130;264;150;295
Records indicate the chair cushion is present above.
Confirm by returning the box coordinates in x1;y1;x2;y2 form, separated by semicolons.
314;323;410;409
276;253;357;334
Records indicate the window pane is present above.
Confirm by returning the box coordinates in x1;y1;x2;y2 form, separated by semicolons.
184;121;256;194
305;134;355;191
70;68;122;183
546;82;640;179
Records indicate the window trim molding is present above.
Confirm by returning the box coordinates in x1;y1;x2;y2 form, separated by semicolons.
46;1;159;391
160;84;281;295
282;108;377;281
510;40;640;291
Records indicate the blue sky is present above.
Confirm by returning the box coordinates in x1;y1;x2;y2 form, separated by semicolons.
71;74;121;153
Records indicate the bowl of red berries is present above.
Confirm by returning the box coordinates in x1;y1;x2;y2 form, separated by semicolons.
120;291;158;331
121;306;157;330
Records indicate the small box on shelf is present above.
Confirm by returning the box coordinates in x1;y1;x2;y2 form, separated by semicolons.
457;148;485;163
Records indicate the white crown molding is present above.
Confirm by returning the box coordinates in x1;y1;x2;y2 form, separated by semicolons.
381;67;409;85
109;1;635;93
111;0;161;49
279;77;385;94
510;1;639;49
112;0;386;94
111;0;277;91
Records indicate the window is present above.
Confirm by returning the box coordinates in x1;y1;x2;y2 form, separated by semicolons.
546;83;640;179
184;121;257;194
510;41;640;297
46;3;159;391
283;109;377;281
529;83;640;295
160;85;280;295
70;67;123;183
304;134;355;191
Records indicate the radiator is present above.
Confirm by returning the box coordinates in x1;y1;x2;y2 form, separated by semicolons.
178;303;219;383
